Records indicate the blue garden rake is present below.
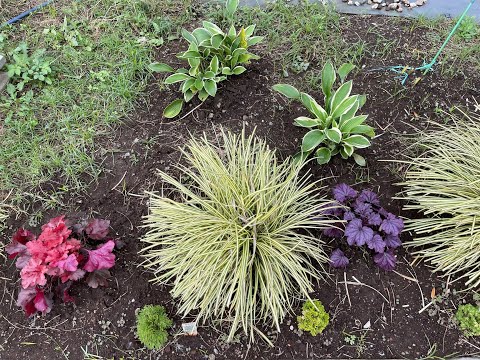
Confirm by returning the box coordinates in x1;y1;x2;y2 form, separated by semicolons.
386;0;477;85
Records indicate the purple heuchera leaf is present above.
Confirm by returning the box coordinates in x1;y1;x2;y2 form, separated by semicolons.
366;234;386;253
358;190;380;206
333;183;358;204
354;200;373;218
380;213;404;236
374;249;396;271
384;234;402;249
367;212;382;226
343;211;356;221
86;269;111;288
330;249;349;268
323;225;344;238
85;219;110;240
345;219;374;246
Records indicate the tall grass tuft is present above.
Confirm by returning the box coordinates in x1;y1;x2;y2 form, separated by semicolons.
397;114;480;289
141;129;337;343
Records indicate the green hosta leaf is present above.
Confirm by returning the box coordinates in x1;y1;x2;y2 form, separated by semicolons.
226;0;239;15
148;62;174;73
294;117;320;128
178;50;201;59
222;67;233;75
247;36;264;46
337;63;355;82
330;80;352;111
184;89;195;103
300;93;327;122
203;21;223;35
182;78;195;93
228;24;236;38
325;128;342;143
244;24;256;37
302;130;325;152
204;71;215;79
165;73;192;84
204;79;217;97
332;95;358;119
315;147;331;165
339;101;360;125
321;61;336;99
211;34;224;49
237;53;253;64
341;115;368;133
358;94;367;108
163;99;183;118
198;88;209;102
232;66;246;75
343;135;371;149
181;29;197;44
192;28;211;44
194;77;204;90
272;84;300;99
210;56;219;74
353;153;366;166
342;143;354;157
351;125;375;138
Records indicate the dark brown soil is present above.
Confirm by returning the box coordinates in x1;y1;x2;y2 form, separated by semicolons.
1;15;480;360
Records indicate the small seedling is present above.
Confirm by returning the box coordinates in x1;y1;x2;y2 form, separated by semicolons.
297;299;330;336
136;305;173;349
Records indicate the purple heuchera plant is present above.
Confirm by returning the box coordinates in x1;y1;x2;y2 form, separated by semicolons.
326;183;404;271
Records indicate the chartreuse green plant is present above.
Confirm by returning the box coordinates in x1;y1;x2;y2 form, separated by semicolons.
141;129;337;343
149;0;263;118
136;305;173;349
297;299;329;336
273;61;373;165
396;114;480;289
456;304;480;336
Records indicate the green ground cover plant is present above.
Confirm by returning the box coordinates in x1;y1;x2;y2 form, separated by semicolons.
456;304;480;337
136;305;173;349
274;61;373;165
141;129;338;343
150;0;263;118
397;113;480;289
297;299;330;336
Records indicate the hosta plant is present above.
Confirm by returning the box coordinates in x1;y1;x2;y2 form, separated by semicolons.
273;61;373;165
136;305;173;349
396;116;480;289
141;129;338;343
149;0;263;118
5;216;118;316
325;184;404;271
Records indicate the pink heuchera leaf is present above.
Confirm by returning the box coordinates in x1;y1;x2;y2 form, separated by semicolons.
13;228;35;245
83;240;115;272
17;287;37;316
86;269;111;288
60;268;86;283
6;241;28;259
53;254;79;272
15;254;32;270
20;258;48;289
85;219;110;240
33;290;53;314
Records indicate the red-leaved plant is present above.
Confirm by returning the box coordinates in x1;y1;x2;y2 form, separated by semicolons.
5;215;117;317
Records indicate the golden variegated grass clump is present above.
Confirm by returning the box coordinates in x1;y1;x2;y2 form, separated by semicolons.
141;129;337;343
397;114;480;289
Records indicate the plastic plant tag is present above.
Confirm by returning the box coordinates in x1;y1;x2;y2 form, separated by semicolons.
182;322;198;336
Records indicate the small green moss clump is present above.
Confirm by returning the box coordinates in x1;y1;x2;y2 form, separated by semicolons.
456;304;480;336
136;305;173;349
297;299;329;336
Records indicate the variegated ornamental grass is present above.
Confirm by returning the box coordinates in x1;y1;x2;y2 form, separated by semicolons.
141;129;338;343
397;113;480;289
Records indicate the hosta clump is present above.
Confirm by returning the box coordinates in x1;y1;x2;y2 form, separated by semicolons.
136;305;173;349
141;129;337;343
325;184;404;271
149;0;263;118
273;61;374;165
5;216;118;316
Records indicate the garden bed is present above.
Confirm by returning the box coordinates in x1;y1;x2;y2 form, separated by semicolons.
1;5;480;360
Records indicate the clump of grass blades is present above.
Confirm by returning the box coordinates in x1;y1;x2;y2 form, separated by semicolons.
141;129;337;343
396;113;480;289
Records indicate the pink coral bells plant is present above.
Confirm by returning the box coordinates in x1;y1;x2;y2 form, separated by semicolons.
5;216;117;317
